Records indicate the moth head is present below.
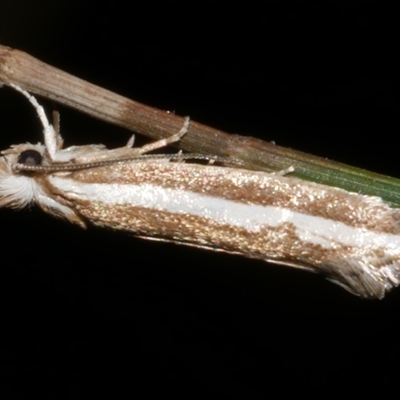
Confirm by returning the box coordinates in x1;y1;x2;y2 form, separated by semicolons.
0;143;46;208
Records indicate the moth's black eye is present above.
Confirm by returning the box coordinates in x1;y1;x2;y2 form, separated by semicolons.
18;150;42;166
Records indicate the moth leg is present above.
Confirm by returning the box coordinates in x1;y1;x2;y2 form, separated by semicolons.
52;111;64;150
135;116;190;155
271;166;295;176
126;135;135;148
8;83;59;160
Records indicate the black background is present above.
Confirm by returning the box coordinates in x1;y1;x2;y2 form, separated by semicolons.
1;2;400;398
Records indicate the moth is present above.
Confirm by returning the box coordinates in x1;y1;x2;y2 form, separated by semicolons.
1;84;400;299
